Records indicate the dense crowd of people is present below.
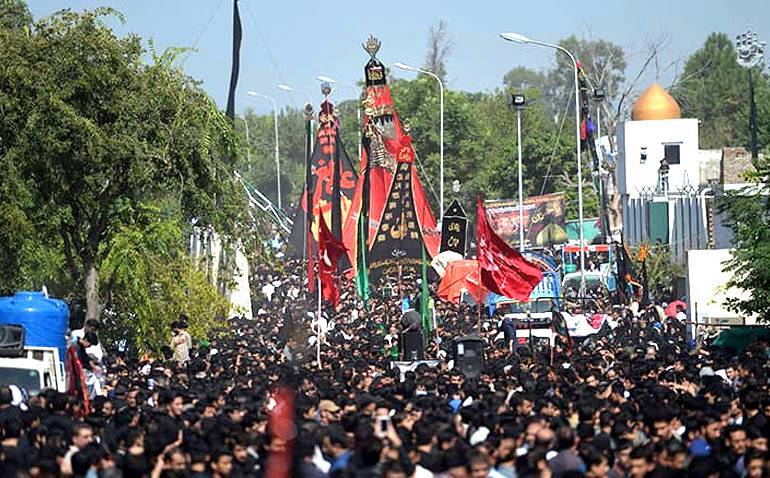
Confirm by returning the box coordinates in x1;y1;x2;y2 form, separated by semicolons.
0;258;767;478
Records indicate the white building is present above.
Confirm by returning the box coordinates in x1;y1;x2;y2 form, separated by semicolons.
617;84;713;262
617;84;700;199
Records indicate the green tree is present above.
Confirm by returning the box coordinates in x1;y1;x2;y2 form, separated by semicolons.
504;35;627;123
235;106;308;209
672;32;770;150
503;66;549;93
0;0;32;31
633;245;685;302
0;8;243;320
720;154;770;320
100;216;227;354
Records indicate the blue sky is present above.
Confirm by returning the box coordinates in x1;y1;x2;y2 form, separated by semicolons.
28;0;769;114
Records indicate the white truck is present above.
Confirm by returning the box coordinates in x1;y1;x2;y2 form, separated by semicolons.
0;346;66;394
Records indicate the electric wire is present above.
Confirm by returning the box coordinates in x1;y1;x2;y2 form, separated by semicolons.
539;88;574;195
190;0;226;49
242;0;297;108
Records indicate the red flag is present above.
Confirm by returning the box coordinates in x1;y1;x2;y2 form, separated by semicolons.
318;214;347;306
265;387;295;478
477;197;543;302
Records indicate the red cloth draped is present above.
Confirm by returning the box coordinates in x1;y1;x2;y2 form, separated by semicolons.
477;197;543;302
265;387;295;478
65;345;90;416
318;214;347;306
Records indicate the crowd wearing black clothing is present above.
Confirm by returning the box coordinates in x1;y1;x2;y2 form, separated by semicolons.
0;258;768;478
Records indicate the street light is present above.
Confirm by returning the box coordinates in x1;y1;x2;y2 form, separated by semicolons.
316;75;362;163
735;30;766;160
501;32;586;294
277;84;313;105
393;61;445;223
278;84;315;154
246;91;282;210
511;93;526;251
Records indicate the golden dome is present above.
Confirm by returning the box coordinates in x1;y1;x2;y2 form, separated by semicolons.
631;83;681;121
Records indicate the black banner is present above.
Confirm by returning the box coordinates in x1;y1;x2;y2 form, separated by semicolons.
440;199;467;256
368;162;425;286
225;0;241;121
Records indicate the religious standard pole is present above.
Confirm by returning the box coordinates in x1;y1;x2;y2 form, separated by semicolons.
735;30;765;161
514;95;526;251
304;102;314;291
317;275;322;369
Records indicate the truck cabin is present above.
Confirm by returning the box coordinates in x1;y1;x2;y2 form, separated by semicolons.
498;297;559;349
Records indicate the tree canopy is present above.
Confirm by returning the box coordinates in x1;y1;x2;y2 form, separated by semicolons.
0;6;244;346
672;32;770;151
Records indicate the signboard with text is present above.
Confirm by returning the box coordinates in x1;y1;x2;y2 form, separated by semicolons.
485;192;568;248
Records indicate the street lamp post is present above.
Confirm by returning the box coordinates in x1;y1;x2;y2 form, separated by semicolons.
246;91;282;210
393;62;445;223
735;30;766;160
317;76;362;164
277;84;313;105
511;94;526;251
278;83;315;153
501;32;586;294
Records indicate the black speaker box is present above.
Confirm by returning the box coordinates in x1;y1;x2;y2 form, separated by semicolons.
454;335;485;379
0;325;25;358
401;330;424;361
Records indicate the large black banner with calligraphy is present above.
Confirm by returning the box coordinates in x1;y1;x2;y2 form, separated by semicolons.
440;199;467;256
368;161;426;286
288;100;357;258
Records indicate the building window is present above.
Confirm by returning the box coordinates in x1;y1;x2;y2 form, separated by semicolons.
640;147;647;164
664;144;680;164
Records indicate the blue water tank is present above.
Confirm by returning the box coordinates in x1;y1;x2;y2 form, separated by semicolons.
0;291;69;359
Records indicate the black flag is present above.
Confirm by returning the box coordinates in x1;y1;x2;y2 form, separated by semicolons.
225;0;242;121
440;199;467;256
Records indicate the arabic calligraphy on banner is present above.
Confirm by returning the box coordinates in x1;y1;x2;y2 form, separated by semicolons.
440;198;467;256
485;192;569;248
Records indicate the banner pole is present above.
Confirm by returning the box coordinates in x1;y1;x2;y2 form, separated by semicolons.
317;275;322;369
477;258;482;335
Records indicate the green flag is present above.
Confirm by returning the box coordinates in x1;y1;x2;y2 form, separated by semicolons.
421;244;430;342
356;213;370;310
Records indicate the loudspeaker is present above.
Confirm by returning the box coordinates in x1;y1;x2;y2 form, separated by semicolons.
0;325;25;358
401;330;424;361
454;335;485;379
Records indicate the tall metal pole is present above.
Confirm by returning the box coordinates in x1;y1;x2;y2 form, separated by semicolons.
271;98;282;210
534;42;586;296
356;105;362;164
439;77;444;223
571;52;586;297
304;102;314;271
516;107;525;251
749;68;758;160
499;35;586;295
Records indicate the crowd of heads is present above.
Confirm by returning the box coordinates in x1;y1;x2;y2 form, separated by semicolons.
0;258;768;478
